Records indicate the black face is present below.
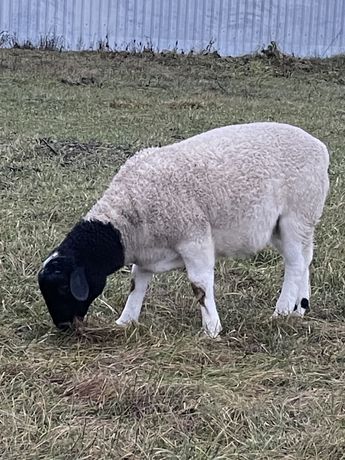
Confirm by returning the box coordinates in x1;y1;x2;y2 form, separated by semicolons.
38;220;125;330
38;254;106;330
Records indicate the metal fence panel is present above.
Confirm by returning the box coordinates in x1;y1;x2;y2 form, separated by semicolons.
0;0;344;57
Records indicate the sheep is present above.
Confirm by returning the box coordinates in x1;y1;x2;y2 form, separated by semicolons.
38;122;329;338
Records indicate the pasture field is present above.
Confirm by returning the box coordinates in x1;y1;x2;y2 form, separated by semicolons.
0;49;345;459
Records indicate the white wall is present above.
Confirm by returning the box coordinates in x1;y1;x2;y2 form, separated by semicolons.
0;0;344;57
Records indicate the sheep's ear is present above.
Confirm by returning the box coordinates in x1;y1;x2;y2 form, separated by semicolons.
70;267;89;301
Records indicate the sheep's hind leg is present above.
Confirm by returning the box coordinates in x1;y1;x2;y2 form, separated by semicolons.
116;264;152;326
293;239;313;317
271;217;307;318
178;238;222;338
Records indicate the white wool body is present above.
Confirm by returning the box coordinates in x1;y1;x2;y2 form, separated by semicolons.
85;122;329;337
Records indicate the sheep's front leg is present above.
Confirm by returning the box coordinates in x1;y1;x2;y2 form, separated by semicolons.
116;265;152;326
190;277;222;338
179;237;222;338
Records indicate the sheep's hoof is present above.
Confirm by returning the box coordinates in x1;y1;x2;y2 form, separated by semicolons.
271;307;306;319
271;306;294;319
290;306;307;318
271;311;290;319
199;330;222;341
202;324;222;340
209;333;222;342
115;318;132;328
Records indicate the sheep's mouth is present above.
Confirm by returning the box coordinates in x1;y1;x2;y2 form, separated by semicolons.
73;316;85;328
56;316;84;331
56;321;73;331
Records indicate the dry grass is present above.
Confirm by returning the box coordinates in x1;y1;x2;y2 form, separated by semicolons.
1;49;345;459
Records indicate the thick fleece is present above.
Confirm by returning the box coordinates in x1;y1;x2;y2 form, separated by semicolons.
83;122;329;337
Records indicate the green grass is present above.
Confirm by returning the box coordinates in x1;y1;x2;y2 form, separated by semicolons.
1;49;345;459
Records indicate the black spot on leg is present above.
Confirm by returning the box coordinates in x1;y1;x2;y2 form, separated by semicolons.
130;278;135;293
272;215;281;238
301;298;310;311
191;283;205;307
294;299;310;312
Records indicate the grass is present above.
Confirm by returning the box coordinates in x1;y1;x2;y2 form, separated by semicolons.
1;48;345;459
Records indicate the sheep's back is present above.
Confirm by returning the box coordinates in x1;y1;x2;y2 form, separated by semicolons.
87;122;329;256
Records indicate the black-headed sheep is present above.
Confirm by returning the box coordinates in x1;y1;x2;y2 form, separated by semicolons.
38;122;330;337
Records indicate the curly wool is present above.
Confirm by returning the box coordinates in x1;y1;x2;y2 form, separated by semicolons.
85;122;329;266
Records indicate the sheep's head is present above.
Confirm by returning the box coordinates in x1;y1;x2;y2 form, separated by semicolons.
38;220;125;330
38;251;107;329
